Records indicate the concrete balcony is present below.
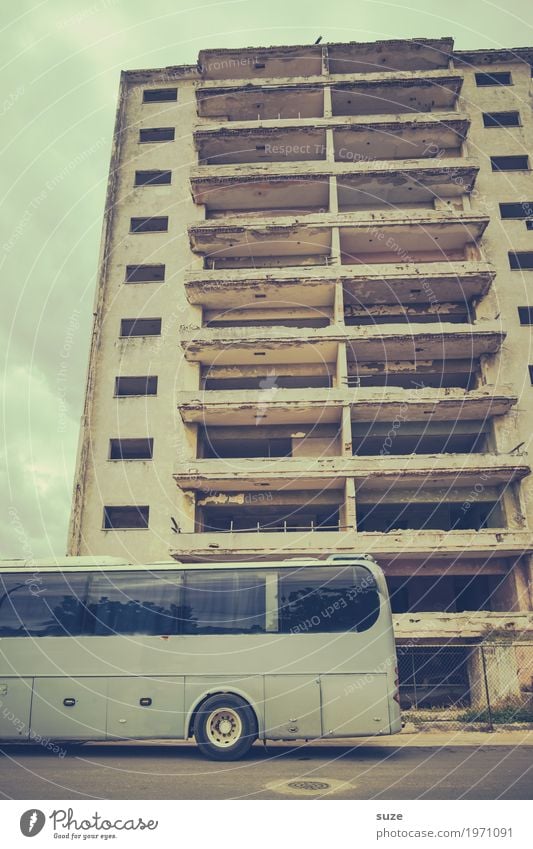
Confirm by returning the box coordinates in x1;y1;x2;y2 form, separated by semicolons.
194;114;469;166
196;70;462;122
190;159;478;216
198;38;453;81
177;385;517;427
188;211;489;265
169;528;533;562
179;322;504;366
173;452;529;492
184;261;495;310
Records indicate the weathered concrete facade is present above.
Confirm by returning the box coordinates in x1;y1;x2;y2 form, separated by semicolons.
69;39;533;680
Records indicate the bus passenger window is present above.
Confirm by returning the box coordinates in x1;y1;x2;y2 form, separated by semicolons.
182;570;266;634
278;566;380;633
85;572;182;636
0;573;90;637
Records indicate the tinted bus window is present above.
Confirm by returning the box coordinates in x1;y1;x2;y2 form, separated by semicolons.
0;573;90;637
86;572;182;636
278;566;380;633
183;571;266;634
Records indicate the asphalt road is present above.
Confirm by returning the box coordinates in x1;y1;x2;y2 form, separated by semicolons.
0;741;531;799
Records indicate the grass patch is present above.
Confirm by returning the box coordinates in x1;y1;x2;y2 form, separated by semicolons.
458;698;533;724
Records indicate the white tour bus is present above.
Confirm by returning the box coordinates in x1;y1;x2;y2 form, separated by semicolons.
0;554;401;760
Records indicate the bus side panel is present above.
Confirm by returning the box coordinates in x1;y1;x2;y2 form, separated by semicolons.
107;677;185;740
30;678;108;740
264;675;322;740
320;673;390;736
0;678;32;740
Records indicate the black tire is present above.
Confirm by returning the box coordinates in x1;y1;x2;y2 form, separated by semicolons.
194;694;257;761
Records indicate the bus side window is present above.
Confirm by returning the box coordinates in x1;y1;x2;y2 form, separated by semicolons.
278;566;380;634
85;572;183;636
0;573;90;637
182;570;267;634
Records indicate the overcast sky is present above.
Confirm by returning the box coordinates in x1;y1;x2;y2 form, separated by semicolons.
1;0;532;561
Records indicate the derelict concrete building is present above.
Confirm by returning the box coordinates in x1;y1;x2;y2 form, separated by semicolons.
69;38;533;705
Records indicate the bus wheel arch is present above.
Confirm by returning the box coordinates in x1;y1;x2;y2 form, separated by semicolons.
190;692;259;761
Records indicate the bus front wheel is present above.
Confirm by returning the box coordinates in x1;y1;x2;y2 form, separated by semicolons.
194;694;257;761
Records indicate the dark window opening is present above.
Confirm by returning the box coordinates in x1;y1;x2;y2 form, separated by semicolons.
518;307;533;325
529;365;533;384
388;575;493;615
475;71;512;86
120;318;162;337
499;202;533;218
139;127;175;143
125;264;165;283
357;501;502;532
114;376;158;396
134;170;172;186
509;251;533;270
143;88;177;103
202;374;332;391
130;216;168;233
491;155;529;171
483;111;520;128
278;566;380;634
109;438;154;460
526;220;533;230
103;505;149;530
201;504;340;533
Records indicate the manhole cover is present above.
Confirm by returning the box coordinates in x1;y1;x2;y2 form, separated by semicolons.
266;777;354;796
287;780;330;791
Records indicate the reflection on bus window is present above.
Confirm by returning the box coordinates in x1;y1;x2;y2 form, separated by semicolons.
278;567;380;634
86;572;183;635
0;573;90;637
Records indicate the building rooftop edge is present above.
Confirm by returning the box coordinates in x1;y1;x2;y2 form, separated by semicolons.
120;40;533;81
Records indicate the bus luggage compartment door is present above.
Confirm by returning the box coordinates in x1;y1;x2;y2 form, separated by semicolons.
107;677;185;740
30;678;108;740
320;673;390;736
264;675;322;740
0;678;32;740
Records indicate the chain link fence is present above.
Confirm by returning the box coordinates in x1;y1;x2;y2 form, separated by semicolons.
397;642;533;730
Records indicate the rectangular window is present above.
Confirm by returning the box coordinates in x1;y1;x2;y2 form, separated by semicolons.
114;376;158;396
491;155;529;171
499;202;533;218
103;506;149;530
518;307;533;325
526;220;533;230
139;127;175;143
475;71;512;86
482;111;520;128
0;572;90;637
120;318;162;337
278;566;379;634
86;572;180;635
125;264;165;283
143;88;177;103
509;252;533;270
182;571;267;634
130;217;168;233
109;438;154;460
530;365;533;384
134;170;172;186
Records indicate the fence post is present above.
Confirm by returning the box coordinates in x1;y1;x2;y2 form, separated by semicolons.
480;645;494;732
